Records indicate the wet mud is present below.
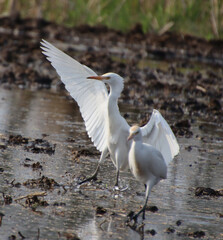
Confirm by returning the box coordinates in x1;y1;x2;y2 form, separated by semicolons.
0;17;223;239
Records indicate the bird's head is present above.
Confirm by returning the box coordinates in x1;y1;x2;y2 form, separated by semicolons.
87;72;124;94
127;125;141;141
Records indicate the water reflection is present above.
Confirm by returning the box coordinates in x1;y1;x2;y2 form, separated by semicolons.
0;87;222;239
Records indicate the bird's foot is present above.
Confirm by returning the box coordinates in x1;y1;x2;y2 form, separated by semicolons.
126;211;139;229
113;185;120;191
126;218;145;234
78;174;98;185
127;208;145;224
113;185;128;192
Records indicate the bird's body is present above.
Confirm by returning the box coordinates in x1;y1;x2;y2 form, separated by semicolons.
40;40;179;187
129;141;167;184
127;126;168;221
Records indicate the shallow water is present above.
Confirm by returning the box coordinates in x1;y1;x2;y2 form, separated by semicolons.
0;87;222;240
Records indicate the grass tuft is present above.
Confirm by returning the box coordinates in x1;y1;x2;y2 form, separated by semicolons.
0;0;222;39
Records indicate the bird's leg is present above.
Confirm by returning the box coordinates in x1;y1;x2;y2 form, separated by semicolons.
114;169;120;188
78;148;108;185
131;183;152;222
114;169;128;191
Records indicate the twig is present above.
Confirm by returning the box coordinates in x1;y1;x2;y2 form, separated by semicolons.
14;191;46;201
98;219;107;231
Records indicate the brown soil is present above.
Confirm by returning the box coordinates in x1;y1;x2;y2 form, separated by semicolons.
0;16;222;129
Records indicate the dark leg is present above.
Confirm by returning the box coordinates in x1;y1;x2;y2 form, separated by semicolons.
78;161;100;184
78;148;108;185
131;182;153;222
114;169;120;187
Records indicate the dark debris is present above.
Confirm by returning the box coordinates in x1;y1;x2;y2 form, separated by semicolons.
195;187;223;197
96;206;107;215
23;176;59;190
8;135;28;145
24;139;55;155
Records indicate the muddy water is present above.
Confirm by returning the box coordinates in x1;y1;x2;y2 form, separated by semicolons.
0;87;222;240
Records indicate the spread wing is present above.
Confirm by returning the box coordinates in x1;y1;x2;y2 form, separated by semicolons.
41;40;108;152
141;109;179;165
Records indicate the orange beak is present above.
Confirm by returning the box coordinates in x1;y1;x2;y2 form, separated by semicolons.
127;133;134;141
87;76;110;80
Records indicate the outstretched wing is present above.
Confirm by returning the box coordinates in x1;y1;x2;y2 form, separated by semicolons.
141;109;179;165
41;40;108;152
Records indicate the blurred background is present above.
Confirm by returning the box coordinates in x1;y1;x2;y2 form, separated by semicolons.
0;0;223;39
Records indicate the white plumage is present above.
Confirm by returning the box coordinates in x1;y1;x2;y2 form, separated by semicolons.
128;125;167;221
40;40;179;186
41;40;108;152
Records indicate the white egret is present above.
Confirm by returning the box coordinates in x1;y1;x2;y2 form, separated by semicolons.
40;40;179;187
127;125;167;221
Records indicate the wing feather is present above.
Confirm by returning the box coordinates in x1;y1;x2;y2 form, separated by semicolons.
141;109;179;165
41;40;108;152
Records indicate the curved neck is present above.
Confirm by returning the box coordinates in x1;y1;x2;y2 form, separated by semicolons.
106;83;125;133
108;90;119;115
109;84;122;100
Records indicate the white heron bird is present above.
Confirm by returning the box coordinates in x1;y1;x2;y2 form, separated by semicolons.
40;40;179;187
127;125;167;221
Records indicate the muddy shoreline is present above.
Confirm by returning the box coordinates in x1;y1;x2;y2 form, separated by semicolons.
0;17;223;239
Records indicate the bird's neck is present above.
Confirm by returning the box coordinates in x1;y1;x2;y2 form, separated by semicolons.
108;93;119;116
133;133;143;143
109;85;122;100
106;84;125;137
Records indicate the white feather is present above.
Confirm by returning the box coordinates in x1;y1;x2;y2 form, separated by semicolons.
41;40;179;187
141;109;179;165
41;40;108;152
